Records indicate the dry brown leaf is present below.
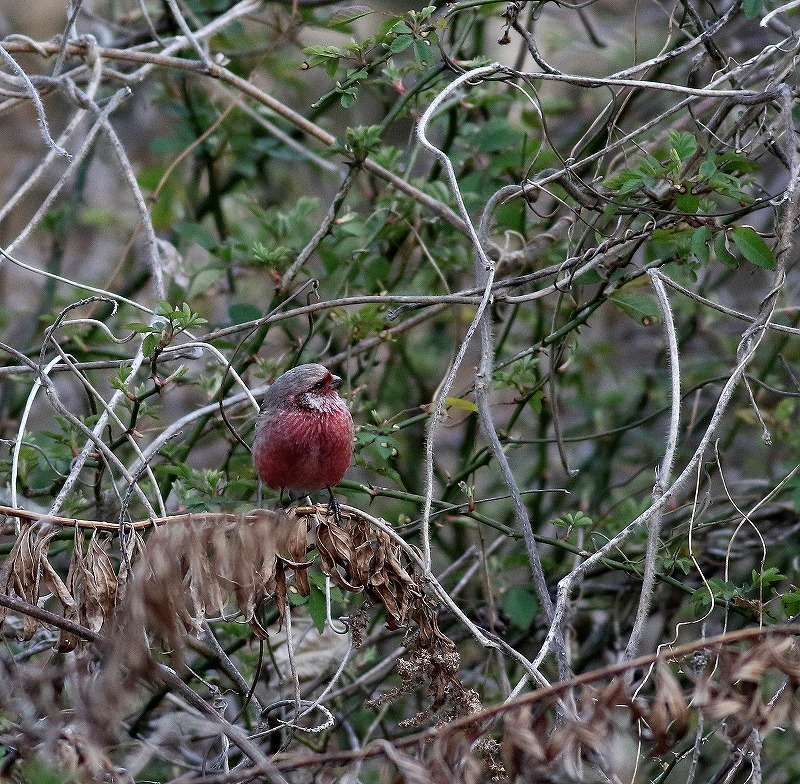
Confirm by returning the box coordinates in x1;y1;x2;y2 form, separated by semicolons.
116;528;146;593
730;643;774;684
81;533;118;633
43;550;77;615
429;731;483;784
11;526;45;639
703;695;748;722
286;515;311;597
649;665;689;752
501;706;549;777
111;509;309;670
316;519;354;566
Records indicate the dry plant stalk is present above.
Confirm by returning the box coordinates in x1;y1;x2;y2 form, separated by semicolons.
108;509;310;673
0;651;132;783
455;635;800;783
0;504;477;730
313;506;481;722
311;633;800;784
2;521;800;779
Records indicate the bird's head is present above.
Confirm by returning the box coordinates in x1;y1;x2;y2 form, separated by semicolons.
261;364;343;413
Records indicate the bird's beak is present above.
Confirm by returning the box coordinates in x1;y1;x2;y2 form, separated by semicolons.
329;373;342;389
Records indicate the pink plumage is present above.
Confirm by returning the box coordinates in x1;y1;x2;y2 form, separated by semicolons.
252;364;354;495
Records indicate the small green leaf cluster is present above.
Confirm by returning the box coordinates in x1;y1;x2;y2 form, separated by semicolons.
334;125;383;162
246;197;322;272
126;302;207;361
158;464;229;511
493;356;542;397
354;421;403;484
691;568;787;618
552;511;594;536
604;131;759;217
646;222;776;278
303;6;442;107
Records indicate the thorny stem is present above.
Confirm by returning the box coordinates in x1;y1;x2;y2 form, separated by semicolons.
214;626;799;777
0;44;71;159
415;62;502;570
473;187;571;681
623;270;682;661
0;592;290;783
281;165;360;289
535;82;800;672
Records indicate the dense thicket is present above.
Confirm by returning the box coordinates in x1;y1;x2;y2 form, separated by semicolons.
1;1;799;781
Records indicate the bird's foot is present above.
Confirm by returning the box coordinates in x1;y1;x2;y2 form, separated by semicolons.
326;487;342;524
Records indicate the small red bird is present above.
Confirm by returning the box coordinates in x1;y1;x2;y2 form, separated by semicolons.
252;364;354;503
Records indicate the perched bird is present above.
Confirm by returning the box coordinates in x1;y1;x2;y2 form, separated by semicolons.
252;364;354;507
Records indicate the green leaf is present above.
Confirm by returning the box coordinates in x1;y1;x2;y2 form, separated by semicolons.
471;117;523;153
308;582;327;633
188;267;223;299
605;169;643;193
142;333;160;358
668;130;697;161
753;567;785;587
373;434;401;459
552;511;593;529
302;45;343;73
674;190;699;214
413;38;432;64
503;587;538;630
729;226;776;270
717;152;759;174
252;243;292;267
672;558;692;575
444;396;478;413
389;34;413;53
229;303;262;325
326;5;374;28
743;0;763;19
527;390;545;414
609;290;662;325
344;125;382;160
389;20;413;35
698;158;717;179
302;44;344;59
690;225;711;263
691;586;711;611
782;590;800;617
692;577;740;611
125;322;157;334
713;231;739;268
